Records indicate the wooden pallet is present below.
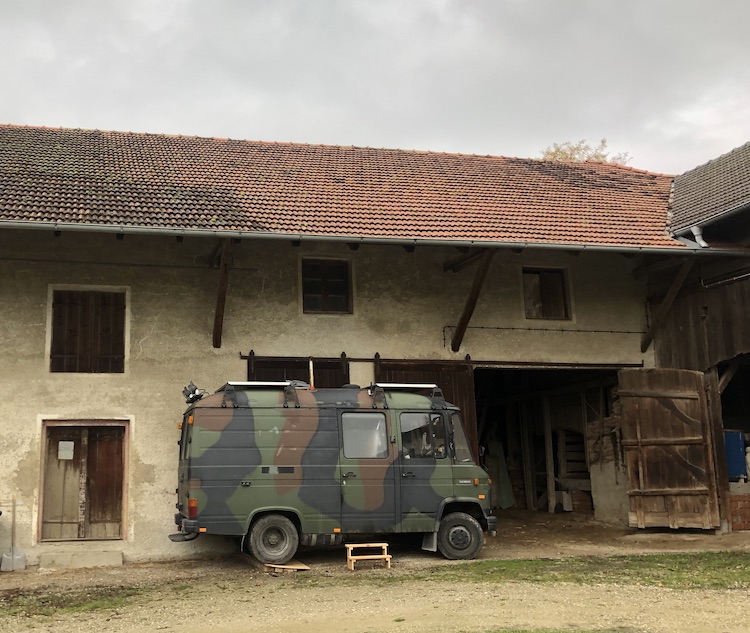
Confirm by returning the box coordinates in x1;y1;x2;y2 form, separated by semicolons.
345;542;392;571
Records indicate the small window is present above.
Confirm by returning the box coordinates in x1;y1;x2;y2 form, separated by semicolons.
50;290;126;373
342;412;388;459
401;413;447;459
522;268;570;320
302;259;352;313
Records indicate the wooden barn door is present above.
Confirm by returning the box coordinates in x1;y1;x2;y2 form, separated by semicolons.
618;369;720;529
376;361;478;458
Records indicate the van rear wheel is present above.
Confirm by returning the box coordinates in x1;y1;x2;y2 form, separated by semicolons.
437;512;483;560
248;514;299;564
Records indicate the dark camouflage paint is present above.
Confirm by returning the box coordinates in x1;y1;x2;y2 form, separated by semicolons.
175;384;493;542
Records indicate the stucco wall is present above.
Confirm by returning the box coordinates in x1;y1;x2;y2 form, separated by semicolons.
0;229;653;563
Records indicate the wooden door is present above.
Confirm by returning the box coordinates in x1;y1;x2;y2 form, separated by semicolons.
618;369;720;529
42;425;125;540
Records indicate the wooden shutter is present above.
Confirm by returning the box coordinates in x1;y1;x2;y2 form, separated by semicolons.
249;357;350;388
51;290;125;373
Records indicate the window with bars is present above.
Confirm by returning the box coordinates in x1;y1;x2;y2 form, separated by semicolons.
301;259;352;313
50;290;126;373
522;268;571;320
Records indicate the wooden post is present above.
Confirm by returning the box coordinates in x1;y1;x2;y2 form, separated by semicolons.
543;396;556;514
520;403;536;511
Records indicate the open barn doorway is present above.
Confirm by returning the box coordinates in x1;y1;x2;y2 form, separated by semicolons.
474;367;618;517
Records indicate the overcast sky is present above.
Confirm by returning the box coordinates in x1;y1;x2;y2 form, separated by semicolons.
1;0;748;174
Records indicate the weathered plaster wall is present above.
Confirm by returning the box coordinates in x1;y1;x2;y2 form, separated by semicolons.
0;229;653;563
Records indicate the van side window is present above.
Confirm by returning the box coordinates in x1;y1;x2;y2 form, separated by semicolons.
401;413;447;459
341;412;389;459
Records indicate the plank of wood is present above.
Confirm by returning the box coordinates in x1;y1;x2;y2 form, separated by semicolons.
264;560;310;572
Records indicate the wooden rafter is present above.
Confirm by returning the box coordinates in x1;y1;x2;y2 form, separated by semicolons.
450;249;495;352
212;238;233;349
442;248;484;273
718;360;740;394
640;259;694;353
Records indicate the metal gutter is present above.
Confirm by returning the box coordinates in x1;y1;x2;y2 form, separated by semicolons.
2;218;750;256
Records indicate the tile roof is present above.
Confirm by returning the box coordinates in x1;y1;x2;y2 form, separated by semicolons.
671;141;750;234
0;124;681;250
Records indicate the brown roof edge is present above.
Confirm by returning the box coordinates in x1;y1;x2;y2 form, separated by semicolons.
2;218;738;256
672;200;750;236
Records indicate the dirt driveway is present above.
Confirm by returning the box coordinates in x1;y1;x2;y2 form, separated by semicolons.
3;511;750;633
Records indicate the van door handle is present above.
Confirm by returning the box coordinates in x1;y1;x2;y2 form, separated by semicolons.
343;472;357;478
402;471;416;478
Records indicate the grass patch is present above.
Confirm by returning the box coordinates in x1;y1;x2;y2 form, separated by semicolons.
1;585;144;618
423;551;750;589
290;551;750;591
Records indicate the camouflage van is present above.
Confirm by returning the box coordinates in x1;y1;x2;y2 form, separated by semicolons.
170;381;496;564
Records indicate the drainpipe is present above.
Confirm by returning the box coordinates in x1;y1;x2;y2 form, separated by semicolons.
690;225;709;248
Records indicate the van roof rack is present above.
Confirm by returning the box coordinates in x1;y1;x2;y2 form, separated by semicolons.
222;381;311;389
217;381;310;408
368;383;446;409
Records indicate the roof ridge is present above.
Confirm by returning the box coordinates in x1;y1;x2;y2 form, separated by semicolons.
576;159;674;178
0;122;671;175
677;140;750;178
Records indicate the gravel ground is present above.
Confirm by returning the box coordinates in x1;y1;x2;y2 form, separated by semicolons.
3;511;750;633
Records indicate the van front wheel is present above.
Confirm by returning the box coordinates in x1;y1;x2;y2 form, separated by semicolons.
249;514;299;564
437;512;483;560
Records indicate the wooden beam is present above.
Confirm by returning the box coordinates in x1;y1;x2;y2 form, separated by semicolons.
640;259;694;353
718;361;740;394
632;256;688;280
450;249;495;352
519;403;536;512
212;239;233;349
442;248;483;273
543;396;556;514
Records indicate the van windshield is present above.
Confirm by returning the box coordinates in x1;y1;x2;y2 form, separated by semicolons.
451;412;474;463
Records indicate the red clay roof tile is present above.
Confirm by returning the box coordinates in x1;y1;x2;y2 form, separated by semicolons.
0;124;681;249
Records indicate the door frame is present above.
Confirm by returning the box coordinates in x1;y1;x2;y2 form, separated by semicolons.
38;419;130;542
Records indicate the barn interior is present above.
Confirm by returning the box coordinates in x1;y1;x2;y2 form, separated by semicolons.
473;367;618;517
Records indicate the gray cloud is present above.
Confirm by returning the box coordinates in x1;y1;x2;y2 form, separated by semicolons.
1;0;748;174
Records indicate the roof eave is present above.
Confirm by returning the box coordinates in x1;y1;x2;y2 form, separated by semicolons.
1;218;743;256
672;200;750;236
